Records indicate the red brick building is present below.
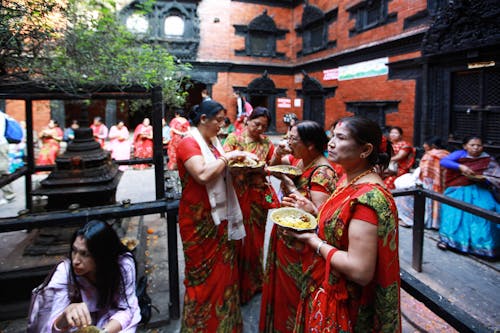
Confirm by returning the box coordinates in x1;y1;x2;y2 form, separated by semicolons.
3;0;500;154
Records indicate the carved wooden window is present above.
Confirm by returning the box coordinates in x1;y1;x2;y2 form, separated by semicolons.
121;0;200;61
347;0;397;36
164;14;185;37
450;68;500;147
345;101;399;130
234;10;287;59
296;5;337;57
427;0;450;15
249;31;274;57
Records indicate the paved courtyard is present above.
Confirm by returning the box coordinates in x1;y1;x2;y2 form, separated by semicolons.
0;167;498;332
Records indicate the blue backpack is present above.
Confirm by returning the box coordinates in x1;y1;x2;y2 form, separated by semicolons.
4;115;23;144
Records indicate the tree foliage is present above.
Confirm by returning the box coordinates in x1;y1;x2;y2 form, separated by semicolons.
0;0;191;109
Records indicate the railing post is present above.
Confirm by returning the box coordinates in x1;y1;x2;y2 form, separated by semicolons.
412;185;425;272
166;202;180;319
152;86;165;202
25;99;34;211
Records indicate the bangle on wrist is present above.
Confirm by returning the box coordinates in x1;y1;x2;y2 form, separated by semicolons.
218;156;228;165
289;188;298;195
316;239;327;255
53;320;68;332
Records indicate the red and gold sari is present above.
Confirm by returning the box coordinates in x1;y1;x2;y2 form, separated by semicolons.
36;127;63;166
384;140;415;189
223;129;279;304
177;136;242;332
294;182;401;333
259;164;337;333
167;116;190;170
133;124;153;169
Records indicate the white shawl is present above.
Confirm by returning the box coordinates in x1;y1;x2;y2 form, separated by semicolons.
190;127;245;240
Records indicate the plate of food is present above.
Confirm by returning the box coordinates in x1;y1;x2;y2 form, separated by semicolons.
270;207;317;231
121;237;139;251
228;157;265;171
266;165;302;177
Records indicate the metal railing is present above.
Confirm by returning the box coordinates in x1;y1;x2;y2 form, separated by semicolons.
1;182;499;330
392;186;499;333
0;198;182;320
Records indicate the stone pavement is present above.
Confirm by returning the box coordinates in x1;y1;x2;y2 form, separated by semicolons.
1;167;498;332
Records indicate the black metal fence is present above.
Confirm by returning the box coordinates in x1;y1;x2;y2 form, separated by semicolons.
1;183;498;331
393;186;499;333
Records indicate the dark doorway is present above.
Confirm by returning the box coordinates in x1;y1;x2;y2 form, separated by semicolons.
249;95;268;109
303;95;325;128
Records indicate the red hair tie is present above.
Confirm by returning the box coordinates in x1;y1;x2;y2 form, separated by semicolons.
379;136;387;153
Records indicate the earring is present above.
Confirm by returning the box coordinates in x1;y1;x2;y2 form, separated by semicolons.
360;153;365;159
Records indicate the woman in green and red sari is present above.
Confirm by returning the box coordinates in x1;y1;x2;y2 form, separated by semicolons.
259;120;338;333
176;99;258;332
286;117;401;332
223;107;280;304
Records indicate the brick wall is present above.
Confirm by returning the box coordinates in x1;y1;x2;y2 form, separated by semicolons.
5;0;428;142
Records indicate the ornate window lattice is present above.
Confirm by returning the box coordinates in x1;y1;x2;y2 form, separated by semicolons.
121;0;200;61
345;100;399;130
296;5;337;57
234;10;288;58
347;0;397;37
450;69;500;146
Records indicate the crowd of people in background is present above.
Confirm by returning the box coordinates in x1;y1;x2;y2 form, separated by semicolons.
1;89;498;331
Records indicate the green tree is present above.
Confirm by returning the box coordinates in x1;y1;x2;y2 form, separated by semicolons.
0;0;63;81
0;0;190;109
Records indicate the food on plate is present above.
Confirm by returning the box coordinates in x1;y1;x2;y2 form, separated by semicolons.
266;165;302;177
271;208;317;230
121;237;139;251
228;157;264;169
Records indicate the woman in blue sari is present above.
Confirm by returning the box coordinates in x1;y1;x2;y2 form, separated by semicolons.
438;135;500;259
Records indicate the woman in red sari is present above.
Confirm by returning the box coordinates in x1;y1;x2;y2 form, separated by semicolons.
383;126;415;189
176;99;258;332
287;117;401;332
132;118;153;170
223;107;280;304
36;119;63;166
167;111;190;170
260;120;338;333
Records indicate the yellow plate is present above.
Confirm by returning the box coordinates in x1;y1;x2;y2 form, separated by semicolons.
270;207;317;231
267;165;302;177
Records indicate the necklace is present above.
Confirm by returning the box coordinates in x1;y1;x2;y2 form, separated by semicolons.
332;169;374;197
316;168;375;233
303;155;321;171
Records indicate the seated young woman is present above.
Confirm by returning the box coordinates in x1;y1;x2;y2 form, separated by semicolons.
32;220;141;333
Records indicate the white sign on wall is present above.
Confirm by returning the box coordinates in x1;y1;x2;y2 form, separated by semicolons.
277;98;292;108
338;57;388;81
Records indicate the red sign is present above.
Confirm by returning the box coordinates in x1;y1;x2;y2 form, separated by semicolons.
277;98;292;108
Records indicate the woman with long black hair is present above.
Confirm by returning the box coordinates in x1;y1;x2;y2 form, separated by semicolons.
33;220;141;332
